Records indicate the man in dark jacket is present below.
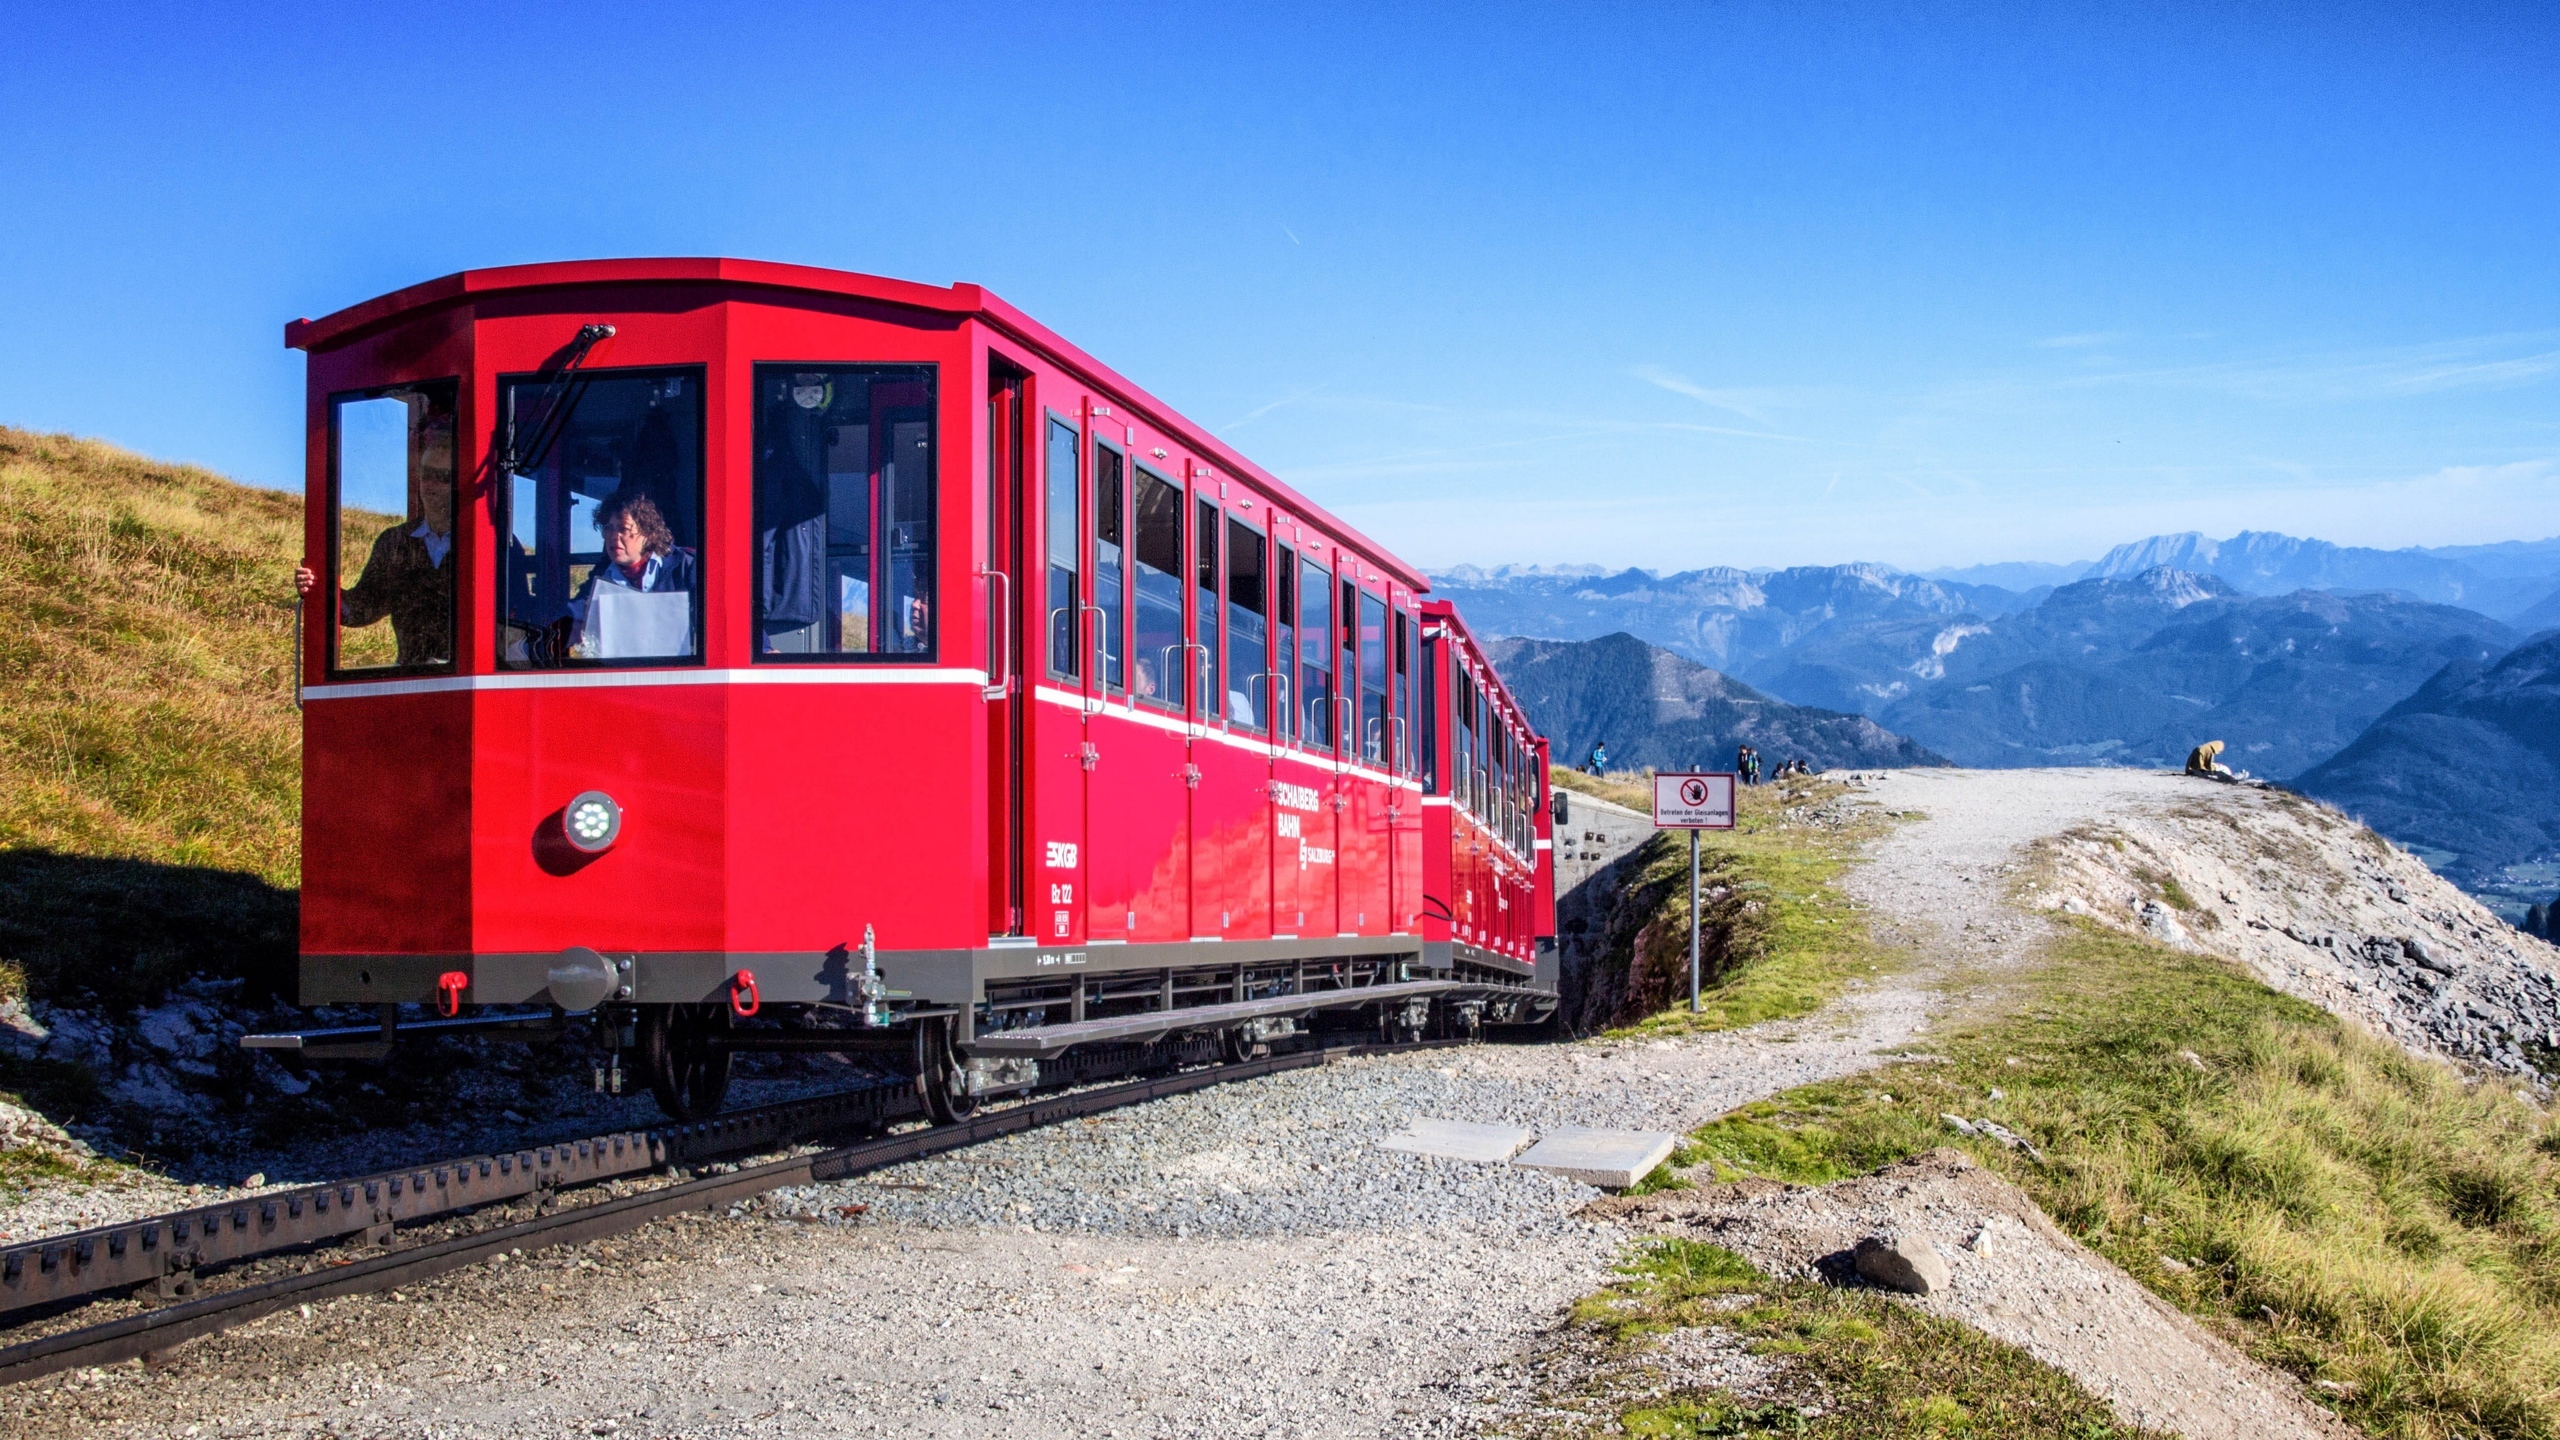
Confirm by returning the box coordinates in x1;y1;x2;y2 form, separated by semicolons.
293;421;455;668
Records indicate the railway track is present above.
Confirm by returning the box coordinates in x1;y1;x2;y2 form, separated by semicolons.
0;1039;1441;1388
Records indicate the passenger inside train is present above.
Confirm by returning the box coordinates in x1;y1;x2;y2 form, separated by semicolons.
501;370;705;666
569;491;697;659
295;385;458;670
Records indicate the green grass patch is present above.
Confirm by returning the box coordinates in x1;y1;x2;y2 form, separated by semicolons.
1624;1142;1710;1195
1552;1238;2154;1437
1684;925;2560;1438
1550;766;1656;814
1586;773;1901;1037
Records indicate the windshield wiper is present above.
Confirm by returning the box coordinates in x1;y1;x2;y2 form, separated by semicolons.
501;323;615;475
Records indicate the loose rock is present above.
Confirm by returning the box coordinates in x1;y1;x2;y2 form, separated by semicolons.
1854;1232;1952;1294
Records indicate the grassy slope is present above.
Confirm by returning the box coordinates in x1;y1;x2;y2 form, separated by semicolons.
1575;784;2560;1439
0;426;301;1008
1552;766;1899;1035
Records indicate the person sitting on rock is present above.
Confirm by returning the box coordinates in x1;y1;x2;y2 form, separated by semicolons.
2184;740;2234;779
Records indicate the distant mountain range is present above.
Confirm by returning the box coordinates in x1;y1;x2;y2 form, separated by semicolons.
1434;530;2560;674
2298;632;2560;897
2078;532;2560;617
1480;633;1950;775
1445;526;2560;916
1809;571;2517;775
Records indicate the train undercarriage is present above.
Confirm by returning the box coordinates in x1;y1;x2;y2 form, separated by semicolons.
248;950;1557;1125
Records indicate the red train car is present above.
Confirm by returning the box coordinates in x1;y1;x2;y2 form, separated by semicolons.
273;258;1556;1121
1418;602;1559;1000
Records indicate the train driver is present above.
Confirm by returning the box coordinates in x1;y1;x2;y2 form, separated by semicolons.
569;491;698;659
292;413;455;667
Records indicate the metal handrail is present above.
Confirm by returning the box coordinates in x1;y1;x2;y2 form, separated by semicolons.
978;565;1014;700
1079;602;1110;713
1242;670;1290;743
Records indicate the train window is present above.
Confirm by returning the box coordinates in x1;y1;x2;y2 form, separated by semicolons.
1131;467;1184;709
1297;556;1332;748
500;367;704;669
1225;517;1267;731
1045;417;1079;679
1273;544;1297;741
1195;496;1221;718
1393;610;1414;775
1454;668;1475;816
1419;626;1439;789
1094;441;1125;691
1476;677;1490;819
744;365;935;662
1360;592;1388;766
326;379;458;675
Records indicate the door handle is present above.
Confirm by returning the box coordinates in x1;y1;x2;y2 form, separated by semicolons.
977;565;1014;700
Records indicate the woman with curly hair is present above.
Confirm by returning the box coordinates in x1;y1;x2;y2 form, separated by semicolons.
573;490;698;658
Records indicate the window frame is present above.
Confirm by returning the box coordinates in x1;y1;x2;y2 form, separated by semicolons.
1223;512;1271;735
325;376;462;680
1273;542;1297;743
1129;463;1187;714
738;361;940;667
1296;554;1334;753
1358;587;1389;769
1091;436;1128;694
1392;606;1414;776
494;363;710;672
1043;410;1082;682
1194;492;1222;722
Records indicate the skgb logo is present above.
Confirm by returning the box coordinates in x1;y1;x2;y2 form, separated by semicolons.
1044;841;1080;869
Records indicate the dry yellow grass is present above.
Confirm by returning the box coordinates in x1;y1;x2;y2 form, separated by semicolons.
0;427;302;1006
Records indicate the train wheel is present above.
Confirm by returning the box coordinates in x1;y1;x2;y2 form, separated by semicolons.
637;1004;733;1122
916;1017;978;1126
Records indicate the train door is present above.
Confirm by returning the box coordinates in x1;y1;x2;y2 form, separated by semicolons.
1340;577;1390;935
1296;549;1342;936
1034;406;1089;945
985;363;1030;938
1268;538;1307;936
1082;433;1148;944
1388;604;1421;933
1199;499;1274;942
1119;456;1192;941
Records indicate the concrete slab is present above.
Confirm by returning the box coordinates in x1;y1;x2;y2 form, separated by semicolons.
1377;1119;1537;1164
1511;1127;1680;1188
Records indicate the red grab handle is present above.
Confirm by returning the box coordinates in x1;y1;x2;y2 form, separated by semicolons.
729;969;760;1018
436;971;469;1018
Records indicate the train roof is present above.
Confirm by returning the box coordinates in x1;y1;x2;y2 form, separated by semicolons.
1419;599;1536;735
284;257;1426;592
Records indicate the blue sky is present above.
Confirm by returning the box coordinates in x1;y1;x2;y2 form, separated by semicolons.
3;2;2554;573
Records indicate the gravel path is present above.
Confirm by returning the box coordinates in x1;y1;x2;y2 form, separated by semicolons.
1837;766;2192;977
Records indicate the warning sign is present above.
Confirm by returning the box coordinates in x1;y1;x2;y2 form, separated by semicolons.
1652;772;1738;830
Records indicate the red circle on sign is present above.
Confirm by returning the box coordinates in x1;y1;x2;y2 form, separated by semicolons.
1681;779;1709;805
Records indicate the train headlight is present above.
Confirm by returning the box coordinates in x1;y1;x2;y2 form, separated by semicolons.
564;791;622;853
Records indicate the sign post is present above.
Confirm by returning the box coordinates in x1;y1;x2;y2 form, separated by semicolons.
1652;772;1739;1012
